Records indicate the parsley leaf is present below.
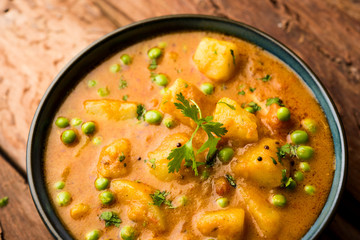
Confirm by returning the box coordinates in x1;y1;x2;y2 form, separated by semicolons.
238;90;245;95
230;49;236;65
119;77;128;89
258;74;272;82
217;101;236;110
136;104;146;120
167;93;227;175
247;102;261;112
225;174;237;188
0;196;9;208
150;190;170;207
99;211;122;227
266;97;284;107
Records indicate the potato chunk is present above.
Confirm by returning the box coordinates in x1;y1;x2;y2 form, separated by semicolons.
148;133;190;181
160;78;205;128
70;203;90;220
213;97;258;145
239;186;281;238
193;37;239;82
84;99;137;121
97;139;131;178
196;208;245;240
111;180;166;233
232;138;289;188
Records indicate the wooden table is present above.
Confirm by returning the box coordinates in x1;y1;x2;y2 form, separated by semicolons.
0;0;359;239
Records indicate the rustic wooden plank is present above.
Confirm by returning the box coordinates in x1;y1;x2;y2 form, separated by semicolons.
0;155;52;239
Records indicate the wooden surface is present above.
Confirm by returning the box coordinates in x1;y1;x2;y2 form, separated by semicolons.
0;0;359;239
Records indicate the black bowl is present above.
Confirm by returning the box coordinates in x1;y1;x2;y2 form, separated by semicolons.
27;14;347;240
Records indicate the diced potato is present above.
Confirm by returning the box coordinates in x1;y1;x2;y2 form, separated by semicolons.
160;78;205;128
193;37;239;82
231;138;289;188
84;99;137;121
70;203;90;220
111;180;166;233
147;133;190;181
239;186;281;238
196;208;245;240
213;97;258;145
97;139;131;178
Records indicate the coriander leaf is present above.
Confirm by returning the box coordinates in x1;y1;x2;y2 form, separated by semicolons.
214;50;218;55
249;87;256;92
174;93;200;122
122;95;128;101
225;174;237;188
266;97;284;107
99;211;122;227
150;72;157;81
136;104;146;120
285;177;296;189
247;102;261;112
168;141;195;174
119;78;128;89
271;157;278;165
201;121;228;138
230;49;236;65
150;190;170;206
148;59;158;70
118;152;125;162
258;74;272;82
198;133;220;164
217;101;236;110
149;158;156;169
0;196;9;208
238;90;245;95
280;169;288;187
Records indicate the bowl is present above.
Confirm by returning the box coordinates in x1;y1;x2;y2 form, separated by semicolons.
27;14;347;240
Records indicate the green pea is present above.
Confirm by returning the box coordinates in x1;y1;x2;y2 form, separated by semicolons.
244;107;255;113
95;177;109;190
301;118;317;133
304;185;316;195
272;194;287;207
201;83;214;95
299;162;311;172
297;146;314;160
109;63;121;73
120;225;136;240
144;110;163;125
277;107;291;121
218;147;234;163
97;87;110;97
148;47;162;59
99;191;114;205
88;79;97;87
216;197;229;208
61;130;76;144
290;130;309;144
70;118;82;126
294;171;304;182
201;170;210;180
154;74;169;86
56;191;71;206
120;54;132;65
55;117;69;128
86;230;100;240
82;121;96;135
164;118;176;129
54;181;65;190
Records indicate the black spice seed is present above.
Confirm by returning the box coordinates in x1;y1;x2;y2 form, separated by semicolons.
176;143;182;147
275;141;280;145
124;163;127;167
257;156;262;161
264;145;269;150
137;157;141;161
290;161;295;166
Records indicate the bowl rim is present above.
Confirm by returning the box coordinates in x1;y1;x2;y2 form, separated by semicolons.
26;14;347;240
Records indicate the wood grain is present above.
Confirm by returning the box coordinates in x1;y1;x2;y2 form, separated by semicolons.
0;0;359;239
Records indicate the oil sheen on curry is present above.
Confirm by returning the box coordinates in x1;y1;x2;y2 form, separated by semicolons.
45;32;335;240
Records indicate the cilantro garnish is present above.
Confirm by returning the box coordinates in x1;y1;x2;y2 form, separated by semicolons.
258;74;272;82
150;72;157;82
217;101;236;110
148;59;158;70
249;87;256;92
0;196;9;208
122;95;128;101
280;169;288;187
271;157;278;165
149;158;156;169
119;77;128;89
225;174;237;188
167;93;227;175
99;211;122;227
136;104;146;120
280;169;296;189
238;90;245;95
230;49;236;65
266;97;284;107
247;102;261;112
118;152;125;162
150;190;173;208
276;143;299;164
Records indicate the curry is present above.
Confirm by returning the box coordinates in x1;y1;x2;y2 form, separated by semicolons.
44;32;335;240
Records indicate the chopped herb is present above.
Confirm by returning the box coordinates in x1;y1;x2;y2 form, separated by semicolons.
221;84;227;90
258;74;272;82
249;87;256;92
214;50;218;55
217;101;236;110
97;87;110;97
285;177;296;189
149;158;156;169
150;190;172;207
167;93;227;175
148;59;158;70
99;211;122;227
238;84;245;89
230;49;236;65
247;102;261;112
118;152;125;162
280;169;288;187
266;97;284;107
122;95;128;101
150;72;157;82
136;104;146;120
225;174;237;188
119;78;128;89
0;196;9;208
271;157;278;165
238;90;245;95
